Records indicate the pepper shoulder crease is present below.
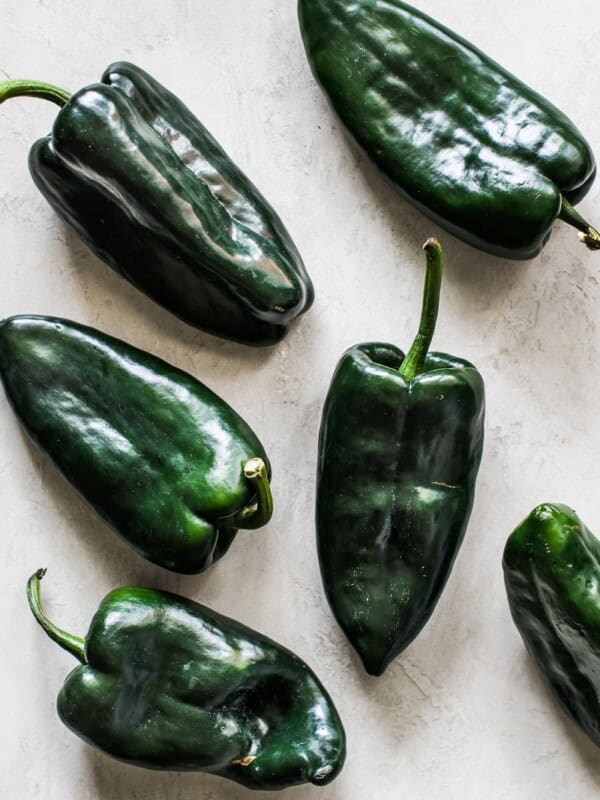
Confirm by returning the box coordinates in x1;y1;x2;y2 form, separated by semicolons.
0;62;314;344
299;0;598;258
27;570;346;790
0;315;273;573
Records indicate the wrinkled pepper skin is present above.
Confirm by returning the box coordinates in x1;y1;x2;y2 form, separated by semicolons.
316;242;485;675
299;0;598;259
4;62;313;345
0;316;273;573
318;345;484;675
27;571;346;790
504;504;600;748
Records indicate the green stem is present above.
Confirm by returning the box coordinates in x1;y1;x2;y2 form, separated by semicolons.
26;569;86;663
559;197;600;251
0;79;71;108
229;458;273;530
399;238;444;381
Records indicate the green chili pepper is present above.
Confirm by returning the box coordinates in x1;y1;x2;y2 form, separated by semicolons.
0;62;313;345
27;569;346;789
0;316;273;573
298;0;599;259
316;240;485;675
504;503;600;748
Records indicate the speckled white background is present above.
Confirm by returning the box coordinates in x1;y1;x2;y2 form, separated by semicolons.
1;1;600;797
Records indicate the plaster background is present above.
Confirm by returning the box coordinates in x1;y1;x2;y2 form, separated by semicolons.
1;1;599;797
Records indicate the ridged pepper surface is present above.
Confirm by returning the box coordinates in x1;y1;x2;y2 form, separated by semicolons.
0;62;313;345
317;241;485;675
27;570;346;790
0;316;272;573
299;0;600;259
504;503;600;748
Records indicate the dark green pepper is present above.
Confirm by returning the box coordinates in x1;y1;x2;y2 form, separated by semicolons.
0;62;313;345
317;240;485;675
27;569;346;789
504;503;600;748
299;0;600;259
0;316;273;573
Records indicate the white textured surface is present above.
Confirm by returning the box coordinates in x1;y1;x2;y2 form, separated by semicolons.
1;1;600;797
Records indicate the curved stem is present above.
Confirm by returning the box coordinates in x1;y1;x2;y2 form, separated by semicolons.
228;458;273;530
399;238;444;381
0;80;71;108
26;569;86;663
559;197;600;251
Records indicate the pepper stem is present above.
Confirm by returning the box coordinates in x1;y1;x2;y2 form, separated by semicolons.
399;238;444;381
559;197;600;251
228;458;273;530
26;569;86;663
0;79;71;108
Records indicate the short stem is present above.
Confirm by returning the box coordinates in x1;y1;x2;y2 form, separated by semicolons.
26;569;86;663
229;458;273;530
399;238;444;381
0;79;71;108
559;197;600;251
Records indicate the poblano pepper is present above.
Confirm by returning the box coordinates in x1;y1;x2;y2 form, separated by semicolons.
299;0;600;259
504;504;600;748
0;316;273;573
27;569;346;789
0;62;313;345
317;240;485;675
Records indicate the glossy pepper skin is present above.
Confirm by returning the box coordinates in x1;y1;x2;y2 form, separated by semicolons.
27;570;345;789
0;62;313;345
504;504;600;748
317;241;485;675
0;316;273;573
299;0;600;259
